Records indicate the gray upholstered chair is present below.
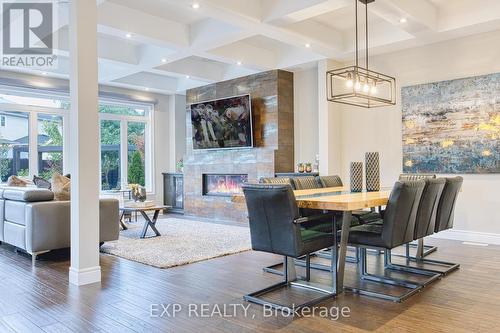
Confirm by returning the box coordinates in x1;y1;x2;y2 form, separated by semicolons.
259;177;294;189
344;180;440;302
382;178;447;280
292;176;321;190
317;175;343;188
242;183;336;310
399;173;436;181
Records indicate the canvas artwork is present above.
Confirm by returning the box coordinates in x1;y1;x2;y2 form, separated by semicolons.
402;73;500;174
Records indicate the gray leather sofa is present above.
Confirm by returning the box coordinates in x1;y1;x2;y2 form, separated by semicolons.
0;186;119;263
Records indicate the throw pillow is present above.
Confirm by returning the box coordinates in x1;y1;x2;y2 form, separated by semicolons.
7;175;28;187
33;175;52;189
51;173;71;201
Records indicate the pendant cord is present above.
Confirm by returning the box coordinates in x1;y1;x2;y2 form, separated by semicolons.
355;0;358;68
365;0;368;71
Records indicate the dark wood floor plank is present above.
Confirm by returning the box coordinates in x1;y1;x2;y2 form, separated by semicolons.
0;235;498;332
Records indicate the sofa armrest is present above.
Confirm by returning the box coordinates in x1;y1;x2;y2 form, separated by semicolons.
99;198;119;242
25;199;120;253
25;201;71;253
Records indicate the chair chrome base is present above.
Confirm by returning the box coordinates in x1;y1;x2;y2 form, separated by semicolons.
344;248;441;303
393;240;459;276
263;245;362;277
245;255;335;311
408;239;437;258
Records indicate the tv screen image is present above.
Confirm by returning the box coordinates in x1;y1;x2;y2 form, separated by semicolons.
190;94;253;150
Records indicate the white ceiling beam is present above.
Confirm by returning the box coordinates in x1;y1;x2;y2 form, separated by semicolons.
262;0;351;26
112;72;179;92
97;2;190;48
208;42;278;70
372;0;438;34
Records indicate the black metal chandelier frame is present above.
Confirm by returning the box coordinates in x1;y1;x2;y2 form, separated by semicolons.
326;0;396;108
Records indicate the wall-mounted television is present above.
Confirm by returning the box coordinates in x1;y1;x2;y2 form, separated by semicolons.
190;94;253;150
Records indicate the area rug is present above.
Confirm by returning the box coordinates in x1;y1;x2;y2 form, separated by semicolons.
100;218;251;268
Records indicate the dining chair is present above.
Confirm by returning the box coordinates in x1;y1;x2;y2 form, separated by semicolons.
317;175;343;187
383;178;446;281
344;180;441;302
292;176;321;190
242;183;337;310
356;173;439;258
259;177;294;188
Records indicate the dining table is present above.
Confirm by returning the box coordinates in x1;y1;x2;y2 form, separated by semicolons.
233;185;391;295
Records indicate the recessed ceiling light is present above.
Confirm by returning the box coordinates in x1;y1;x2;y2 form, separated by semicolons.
399;17;407;23
125;33;132;38
305;43;311;48
41;72;48;75
161;58;167;63
192;3;200;9
236;61;242;65
186;75;190;79
145;87;150;91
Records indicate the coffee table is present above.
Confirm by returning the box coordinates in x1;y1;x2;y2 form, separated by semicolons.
119;205;169;238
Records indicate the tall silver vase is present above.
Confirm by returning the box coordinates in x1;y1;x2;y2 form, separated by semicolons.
365;152;380;192
350;162;363;192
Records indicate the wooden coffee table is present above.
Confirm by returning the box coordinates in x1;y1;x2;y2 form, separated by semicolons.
119;205;169;238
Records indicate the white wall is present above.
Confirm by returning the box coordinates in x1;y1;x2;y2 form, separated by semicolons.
293;68;318;166
294;29;500;242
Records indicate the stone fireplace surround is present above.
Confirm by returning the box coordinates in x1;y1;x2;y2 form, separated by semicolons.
184;70;294;223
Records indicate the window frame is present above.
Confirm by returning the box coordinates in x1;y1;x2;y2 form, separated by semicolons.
0;87;155;194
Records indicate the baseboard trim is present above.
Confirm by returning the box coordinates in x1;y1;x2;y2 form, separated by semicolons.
431;229;500;245
69;266;101;286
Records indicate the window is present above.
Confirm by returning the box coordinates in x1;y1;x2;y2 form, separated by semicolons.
0;111;30;181
38;114;63;179
100;120;121;190
127;122;146;186
0;88;153;193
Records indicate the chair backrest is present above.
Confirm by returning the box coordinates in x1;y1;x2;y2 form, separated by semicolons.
399;173;436;181
292;176;321;190
382;180;425;249
413;178;446;240
317;175;343;188
259;177;294;189
242;184;301;257
435;177;463;233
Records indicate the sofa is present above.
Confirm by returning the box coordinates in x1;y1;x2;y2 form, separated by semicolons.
0;186;119;263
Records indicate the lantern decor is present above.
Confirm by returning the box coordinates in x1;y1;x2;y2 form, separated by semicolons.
350;162;363;192
365;152;380;191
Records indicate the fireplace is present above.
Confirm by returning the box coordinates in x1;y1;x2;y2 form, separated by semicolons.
202;174;248;197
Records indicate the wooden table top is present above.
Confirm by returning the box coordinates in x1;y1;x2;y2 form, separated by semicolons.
120;205;169;212
233;186;391;212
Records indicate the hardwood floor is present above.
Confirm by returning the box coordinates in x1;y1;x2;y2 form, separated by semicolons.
0;225;499;332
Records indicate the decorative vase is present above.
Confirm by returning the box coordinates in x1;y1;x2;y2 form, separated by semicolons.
365;152;380;192
297;163;305;173
350;162;363;192
131;185;147;202
305;163;312;173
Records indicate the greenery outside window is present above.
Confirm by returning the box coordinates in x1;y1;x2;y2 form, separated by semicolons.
0;111;30;181
38;114;63;179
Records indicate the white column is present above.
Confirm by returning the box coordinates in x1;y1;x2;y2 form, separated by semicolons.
68;0;101;286
317;59;343;177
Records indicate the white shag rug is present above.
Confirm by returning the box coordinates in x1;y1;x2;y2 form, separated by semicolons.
100;218;251;268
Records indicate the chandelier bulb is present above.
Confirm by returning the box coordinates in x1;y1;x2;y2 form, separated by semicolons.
355;81;361;91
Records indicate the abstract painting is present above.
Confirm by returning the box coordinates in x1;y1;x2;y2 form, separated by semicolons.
402;73;500;174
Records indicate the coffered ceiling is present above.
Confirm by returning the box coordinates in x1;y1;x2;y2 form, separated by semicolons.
3;0;500;95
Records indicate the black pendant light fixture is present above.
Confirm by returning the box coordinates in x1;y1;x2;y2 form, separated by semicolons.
326;0;396;108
